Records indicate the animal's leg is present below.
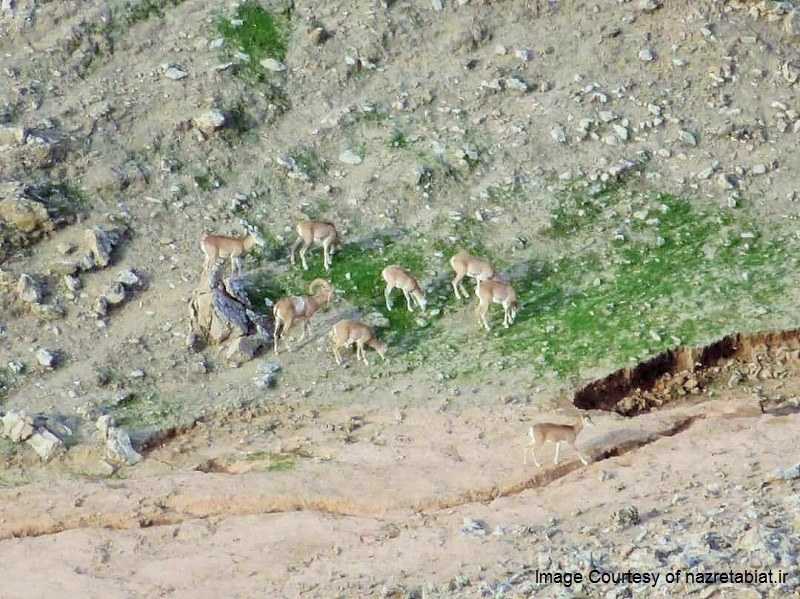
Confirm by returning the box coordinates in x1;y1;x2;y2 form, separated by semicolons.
332;344;343;365
322;239;331;271
385;285;394;311
300;242;311;270
403;289;414;312
452;274;464;299
299;318;310;342
554;442;561;464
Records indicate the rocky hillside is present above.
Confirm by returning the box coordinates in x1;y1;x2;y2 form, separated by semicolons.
1;0;800;596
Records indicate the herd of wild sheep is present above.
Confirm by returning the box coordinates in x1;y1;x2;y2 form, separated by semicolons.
201;220;593;468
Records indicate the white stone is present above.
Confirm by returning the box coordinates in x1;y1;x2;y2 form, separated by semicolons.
260;58;287;72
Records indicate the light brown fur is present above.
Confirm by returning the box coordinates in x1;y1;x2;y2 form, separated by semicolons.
329;319;388;366
450;251;496;299
201;233;263;276
273;279;335;353
382;265;427;312
290;220;342;271
523;414;595;467
475;278;519;330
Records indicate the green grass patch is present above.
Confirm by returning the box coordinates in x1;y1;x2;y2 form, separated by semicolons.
389;128;409;149
494;191;797;377
217;0;291;80
123;0;185;26
261;234;452;353
291;148;328;182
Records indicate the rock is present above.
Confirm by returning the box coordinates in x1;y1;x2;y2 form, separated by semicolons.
48;260;81;276
35;348;58;369
26;428;63;461
782;62;800;84
0;124;27;146
94;296;109;317
260;58;287;72
193;109;227;136
225;335;266;366
515;49;533;61
638;48;655;62
16;273;42;304
0;190;53;234
717;173;738;190
612;505;641;528
432;0;444;10
117;268;145;287
774;463;800;481
64;274;82;292
186;331;204;352
162;65;189;80
308;27;328;45
785;9;800;42
751;163;767;175
97;415;142;466
29;302;66;320
103;282;127;305
83;227;115;268
551;125;567;143
505;77;529;92
678;130;697;146
2;410;35;442
7;361;24;374
190;287;256;345
613;124;629;141
1;0;16;13
57;242;77;255
639;0;662;12
339;149;363;165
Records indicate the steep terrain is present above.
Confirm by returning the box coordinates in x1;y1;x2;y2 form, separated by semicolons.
1;0;800;596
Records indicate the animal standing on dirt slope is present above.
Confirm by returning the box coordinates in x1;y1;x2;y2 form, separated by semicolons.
523;414;595;467
381;265;427;312
475;278;518;330
290;219;342;271
201;232;264;276
450;251;497;300
273;279;336;354
329;319;388;366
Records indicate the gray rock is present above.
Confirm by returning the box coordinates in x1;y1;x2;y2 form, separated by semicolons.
16;273;42;304
505;77;529;92
774;463;800;480
35;348;58;369
785;9;800;42
639;0;662;12
63;274;82;292
717;173;738;190
103;282;127;305
162;65;189;80
26;427;63;461
97;415;142;466
638;48;655;61
2;410;35;442
225;335;266;366
94;296;109;317
117;268;145;287
260;58;287;72
678;129;697;146
190;287;254;345
193;109;227;136
551;125;567;143
83;226;115;268
613;124;629;141
339;149;363;165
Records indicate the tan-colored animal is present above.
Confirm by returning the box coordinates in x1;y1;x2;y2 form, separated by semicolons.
382;265;427;312
290;220;341;271
201;232;264;275
475;278;518;330
523;414;595;467
273;279;335;353
450;251;497;299
329;319;388;366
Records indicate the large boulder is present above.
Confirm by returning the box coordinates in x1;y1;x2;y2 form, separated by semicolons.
83;226;115;268
225;334;267;366
2;410;35;442
190;287;253;345
96;415;142;466
0;182;53;234
27;428;63;461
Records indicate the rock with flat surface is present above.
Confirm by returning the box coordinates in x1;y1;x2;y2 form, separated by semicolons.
2;410;35;442
26;427;63;461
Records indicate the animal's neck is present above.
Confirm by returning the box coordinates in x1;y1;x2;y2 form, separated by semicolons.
574;418;584;434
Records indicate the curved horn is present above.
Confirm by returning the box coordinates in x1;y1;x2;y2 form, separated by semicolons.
308;278;333;294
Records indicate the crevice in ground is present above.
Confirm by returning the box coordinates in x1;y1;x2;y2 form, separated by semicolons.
574;328;800;415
